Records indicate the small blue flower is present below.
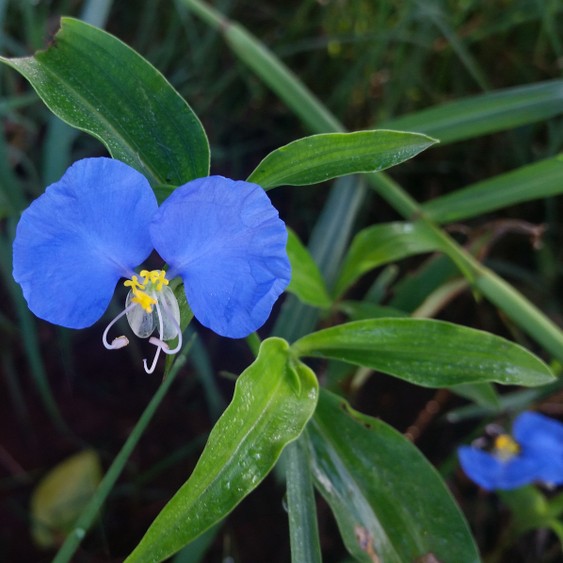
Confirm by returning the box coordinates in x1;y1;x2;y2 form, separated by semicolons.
13;157;290;372
458;411;563;491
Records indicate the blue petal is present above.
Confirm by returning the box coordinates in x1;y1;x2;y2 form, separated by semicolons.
458;446;542;490
151;176;290;338
13;158;157;328
514;412;563;485
458;446;541;491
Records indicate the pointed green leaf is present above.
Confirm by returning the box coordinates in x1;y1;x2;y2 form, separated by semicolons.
247;130;437;190
126;337;319;563
0;17;209;186
422;155;563;223
382;80;563;144
307;391;479;562
286;229;332;308
293;319;554;388
334;221;440;298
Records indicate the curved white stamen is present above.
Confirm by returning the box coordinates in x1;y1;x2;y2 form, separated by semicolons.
102;303;136;350
143;343;162;374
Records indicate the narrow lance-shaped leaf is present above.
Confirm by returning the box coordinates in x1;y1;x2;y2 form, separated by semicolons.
286;228;332;309
334;221;441;298
126;337;319;563
381;80;563;144
0;17;209;186
247;130;437;190
422;155;563;223
293;319;555;388
307;390;479;562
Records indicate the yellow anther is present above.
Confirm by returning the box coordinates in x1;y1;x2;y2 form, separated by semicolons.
153;270;169;291
124;270;170;314
124;275;146;292
139;269;169;291
494;434;520;460
131;291;157;314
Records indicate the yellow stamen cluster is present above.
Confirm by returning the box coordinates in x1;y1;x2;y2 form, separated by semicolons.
494;434;520;460
124;270;170;313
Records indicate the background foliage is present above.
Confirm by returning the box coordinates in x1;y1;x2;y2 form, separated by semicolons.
1;0;562;561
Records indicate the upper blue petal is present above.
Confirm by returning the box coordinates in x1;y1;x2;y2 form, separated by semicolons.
13;157;157;328
458;446;542;490
150;175;291;338
513;412;563;485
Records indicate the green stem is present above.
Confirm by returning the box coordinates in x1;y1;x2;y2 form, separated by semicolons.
52;350;189;563
245;332;261;357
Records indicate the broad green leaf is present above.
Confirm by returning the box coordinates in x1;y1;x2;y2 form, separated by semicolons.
422;155;563;223
247;130;437;190
0;18;209;186
334;221;440;298
126;337;319;563
31;450;102;548
293;319;554;388
307;390;479;563
286;229;331;309
381;80;563;144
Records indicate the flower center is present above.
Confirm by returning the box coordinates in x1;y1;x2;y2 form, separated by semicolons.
494;434;520;461
102;269;182;374
124;269;169;313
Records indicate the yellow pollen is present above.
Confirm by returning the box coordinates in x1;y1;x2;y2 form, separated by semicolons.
140;269;169;291
124;270;170;313
124;275;146;292
132;291;157;313
494;434;520;459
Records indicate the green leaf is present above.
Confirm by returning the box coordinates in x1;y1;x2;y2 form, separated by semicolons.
336;301;407;321
126;337;319;563
422;155;563;223
31;450;102;548
293;319;555;388
307;390;479;562
381;80;563;144
286;229;332;309
247;130;437;190
334;221;440;298
451;382;500;410
286;440;322;563
0;17;209;186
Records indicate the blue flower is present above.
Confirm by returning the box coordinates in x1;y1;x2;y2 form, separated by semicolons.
458;411;563;491
13;157;290;372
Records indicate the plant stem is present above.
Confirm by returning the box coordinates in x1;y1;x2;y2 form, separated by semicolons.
52;350;189;563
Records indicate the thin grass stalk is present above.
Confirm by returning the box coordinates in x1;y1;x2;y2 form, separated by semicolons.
52;347;190;563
